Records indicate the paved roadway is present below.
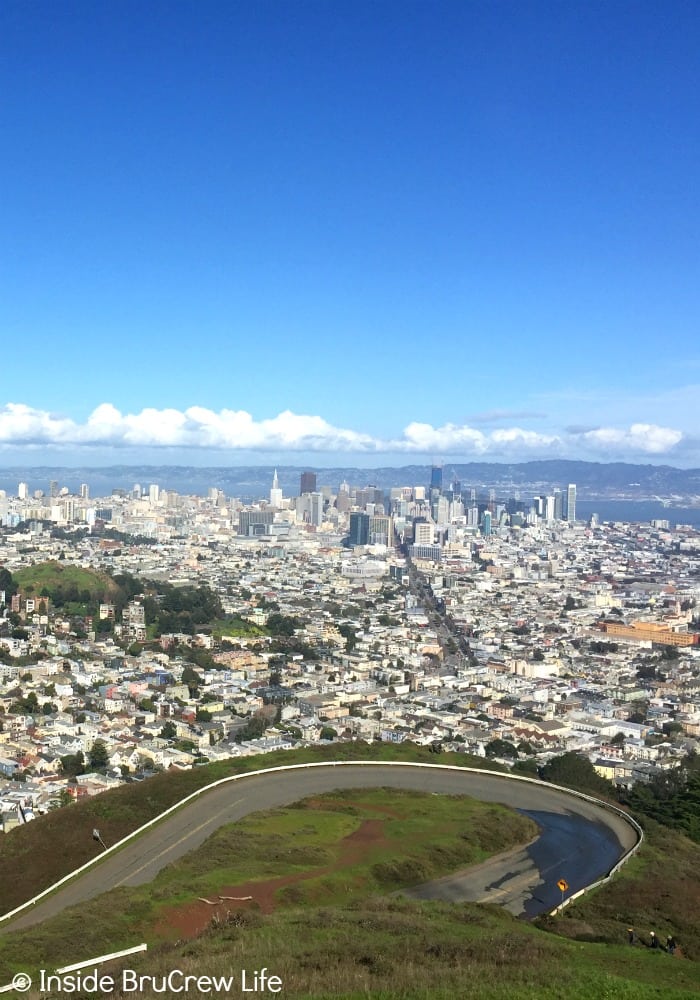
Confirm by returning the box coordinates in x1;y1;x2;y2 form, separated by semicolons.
2;764;638;932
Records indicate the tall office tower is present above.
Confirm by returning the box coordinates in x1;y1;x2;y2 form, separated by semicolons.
430;464;443;494
482;511;492;537
566;483;577;523
148;484;160;505
17;482;28;500
450;498;464;519
369;515;393;546
309;492;323;526
132;483;142;499
270;469;283;508
544;495;556;522
49;479;59;498
467;505;479;527
553;488;563;520
435;495;450;527
80;483;90;500
349;512;370;546
300;470;317;495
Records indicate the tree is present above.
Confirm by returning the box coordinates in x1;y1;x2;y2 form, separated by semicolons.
540;752;614;798
610;731;626;747
60;751;85;777
485;738;518;759
236;713;267;742
181;664;203;694
512;758;539;777
88;739;109;771
159;721;177;740
320;726;337;741
337;623;357;652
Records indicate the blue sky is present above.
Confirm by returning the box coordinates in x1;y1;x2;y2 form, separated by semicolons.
1;0;699;467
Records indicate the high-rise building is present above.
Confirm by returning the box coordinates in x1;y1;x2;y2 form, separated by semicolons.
309;492;324;527
413;519;433;545
348;512;370;546
300;471;317;495
270;469;283;508
80;483;90;500
553;489;563;520
430;465;443;494
369;515;393;546
566;483;577;523
49;480;59;498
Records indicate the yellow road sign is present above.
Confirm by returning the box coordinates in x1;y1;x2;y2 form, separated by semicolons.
557;879;569;892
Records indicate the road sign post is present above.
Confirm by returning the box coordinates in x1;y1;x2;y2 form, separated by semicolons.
557;878;569;910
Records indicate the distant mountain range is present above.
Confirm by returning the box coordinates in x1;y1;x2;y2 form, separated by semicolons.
1;460;699;501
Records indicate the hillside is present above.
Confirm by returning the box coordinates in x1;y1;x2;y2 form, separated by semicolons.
12;561;122;606
0;746;699;998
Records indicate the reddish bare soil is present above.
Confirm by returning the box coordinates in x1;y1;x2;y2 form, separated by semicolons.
154;815;391;941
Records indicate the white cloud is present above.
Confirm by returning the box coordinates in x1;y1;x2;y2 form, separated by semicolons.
0;402;688;460
572;423;684;455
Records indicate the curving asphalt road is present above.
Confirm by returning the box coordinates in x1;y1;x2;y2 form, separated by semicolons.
2;763;639;932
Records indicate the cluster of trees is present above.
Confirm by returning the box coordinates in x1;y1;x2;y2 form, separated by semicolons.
265;613;301;637
540;752;615;798
141;582;223;636
589;641;620;654
9;691;57;716
59;739;110;777
622;754;700;843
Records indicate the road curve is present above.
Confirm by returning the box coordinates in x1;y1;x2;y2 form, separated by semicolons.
2;763;639;932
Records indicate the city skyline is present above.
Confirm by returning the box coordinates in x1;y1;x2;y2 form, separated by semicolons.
2;2;699;467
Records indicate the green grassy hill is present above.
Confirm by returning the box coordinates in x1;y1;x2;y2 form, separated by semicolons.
13;561;121;604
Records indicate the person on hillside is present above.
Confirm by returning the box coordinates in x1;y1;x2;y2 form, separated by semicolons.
649;931;660;949
627;928;636;945
667;935;677;956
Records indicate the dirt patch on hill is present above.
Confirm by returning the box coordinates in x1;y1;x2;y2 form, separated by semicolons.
154;817;390;941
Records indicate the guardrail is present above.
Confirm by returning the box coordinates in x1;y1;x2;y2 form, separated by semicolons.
0;944;147;994
0;760;643;928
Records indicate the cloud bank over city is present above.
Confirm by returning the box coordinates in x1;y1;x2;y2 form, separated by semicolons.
0;402;689;464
